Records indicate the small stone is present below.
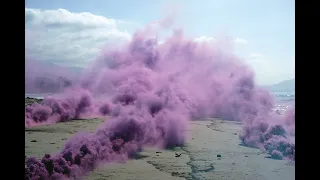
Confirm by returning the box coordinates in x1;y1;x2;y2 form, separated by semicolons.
156;151;161;153
171;172;179;176
31;140;37;142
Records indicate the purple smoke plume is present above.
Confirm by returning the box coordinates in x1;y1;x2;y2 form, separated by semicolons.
25;21;295;179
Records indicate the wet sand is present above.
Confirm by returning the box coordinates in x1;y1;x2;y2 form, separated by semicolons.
25;119;295;180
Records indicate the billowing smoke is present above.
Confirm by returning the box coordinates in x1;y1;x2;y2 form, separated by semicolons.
25;22;294;180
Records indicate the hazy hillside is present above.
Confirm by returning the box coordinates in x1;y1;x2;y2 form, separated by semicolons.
25;60;83;93
264;79;295;92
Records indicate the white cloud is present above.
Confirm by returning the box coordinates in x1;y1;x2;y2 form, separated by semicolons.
25;9;291;85
250;53;264;59
194;36;215;43
234;37;248;45
193;36;247;45
25;8;250;68
25;8;118;29
25;8;132;67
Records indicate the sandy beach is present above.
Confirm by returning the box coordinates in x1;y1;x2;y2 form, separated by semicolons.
25;118;295;180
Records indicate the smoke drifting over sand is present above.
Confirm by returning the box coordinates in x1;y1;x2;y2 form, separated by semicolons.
25;21;295;179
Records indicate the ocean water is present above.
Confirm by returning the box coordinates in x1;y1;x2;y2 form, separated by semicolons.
25;93;52;99
272;91;295;114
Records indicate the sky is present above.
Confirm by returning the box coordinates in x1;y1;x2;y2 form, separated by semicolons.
25;0;295;85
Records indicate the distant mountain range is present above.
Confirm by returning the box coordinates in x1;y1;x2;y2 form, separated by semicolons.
263;79;295;92
25;60;82;93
